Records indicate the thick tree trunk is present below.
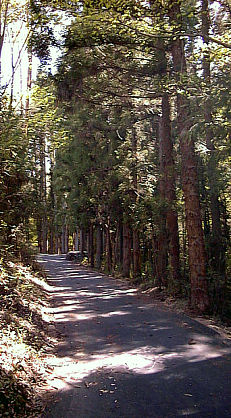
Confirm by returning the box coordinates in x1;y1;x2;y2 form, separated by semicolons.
156;114;168;288
160;93;181;291
169;1;209;312
122;223;131;277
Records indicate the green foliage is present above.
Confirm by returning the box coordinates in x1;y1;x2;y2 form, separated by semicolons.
4;0;230;315
0;105;31;256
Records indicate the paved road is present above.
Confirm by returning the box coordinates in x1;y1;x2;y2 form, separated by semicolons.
39;254;231;418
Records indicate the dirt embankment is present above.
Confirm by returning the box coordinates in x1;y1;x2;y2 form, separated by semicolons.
0;259;57;417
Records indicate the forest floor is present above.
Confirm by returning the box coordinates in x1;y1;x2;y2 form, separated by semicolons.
38;254;231;418
0;257;58;417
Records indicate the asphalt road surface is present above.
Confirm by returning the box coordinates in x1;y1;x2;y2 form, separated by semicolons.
38;254;231;418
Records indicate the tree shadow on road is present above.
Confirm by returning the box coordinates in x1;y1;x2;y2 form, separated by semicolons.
39;256;231;417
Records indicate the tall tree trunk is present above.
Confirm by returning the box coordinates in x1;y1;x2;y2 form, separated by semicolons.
49;156;55;254
74;227;79;251
114;220;123;271
37;219;42;253
202;0;225;275
122;222;131;277
105;222;112;272
133;229;141;278
80;228;85;255
130;128;141;278
168;1;209;312
65;225;69;253
39;136;47;253
9;39;14;108
89;224;94;267
96;224;103;270
160;93;181;291
156;115;168;287
25;46;32;115
153;231;168;288
87;225;94;267
61;221;66;254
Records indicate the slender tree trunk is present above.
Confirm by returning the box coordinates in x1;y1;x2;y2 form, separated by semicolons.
61;221;66;254
169;1;209;312
105;222;112;272
74;227;79;251
96;224;103;269
89;224;94;267
9;39;14;108
25;46;32;115
133;229;141;278
122;223;131;277
87;225;94;266
37;219;42;253
119;221;123;268
80;228;85;255
39;136;47;253
55;236;59;254
65;225;69;253
114;220;123;271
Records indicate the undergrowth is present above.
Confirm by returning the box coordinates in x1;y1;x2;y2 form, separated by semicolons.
0;257;55;417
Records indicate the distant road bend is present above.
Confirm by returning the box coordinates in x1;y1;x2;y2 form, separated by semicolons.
38;254;231;418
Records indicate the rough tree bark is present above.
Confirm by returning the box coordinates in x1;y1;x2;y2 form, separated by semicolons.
156;114;168;287
105;221;112;272
80;228;85;255
122;222;131;277
114;220;123;271
168;0;209;312
131;128;141;278
96;223;103;270
87;224;94;267
160;93;181;291
39;135;47;253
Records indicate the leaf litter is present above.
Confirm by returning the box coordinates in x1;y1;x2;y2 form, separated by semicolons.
0;259;59;417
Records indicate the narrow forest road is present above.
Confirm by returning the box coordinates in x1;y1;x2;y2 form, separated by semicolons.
39;255;231;418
